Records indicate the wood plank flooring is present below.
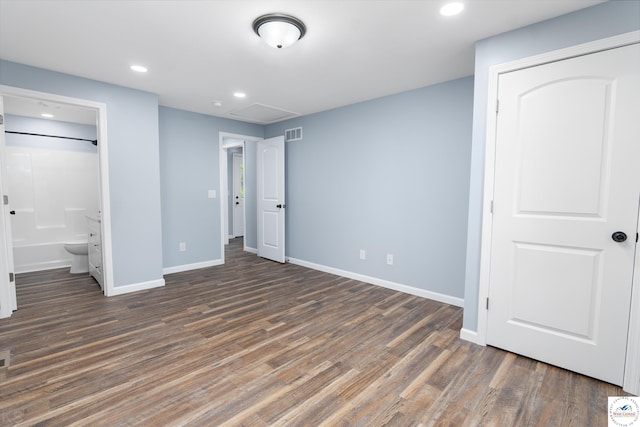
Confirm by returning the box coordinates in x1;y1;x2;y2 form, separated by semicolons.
0;238;627;426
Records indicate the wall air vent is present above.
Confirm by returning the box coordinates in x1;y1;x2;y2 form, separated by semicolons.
285;127;303;142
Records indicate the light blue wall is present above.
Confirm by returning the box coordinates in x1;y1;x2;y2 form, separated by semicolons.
463;1;640;331
0;60;163;288
265;77;473;299
244;141;258;250
158;107;261;269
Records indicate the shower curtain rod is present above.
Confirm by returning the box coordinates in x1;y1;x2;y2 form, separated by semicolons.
4;130;98;146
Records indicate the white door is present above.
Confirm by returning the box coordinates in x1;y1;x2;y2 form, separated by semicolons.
232;152;245;237
257;136;285;263
0;96;17;318
487;43;640;385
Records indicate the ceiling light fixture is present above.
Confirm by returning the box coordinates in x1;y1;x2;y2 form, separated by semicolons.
233;92;246;98
41;113;54;118
440;2;464;16
252;13;306;49
130;65;148;73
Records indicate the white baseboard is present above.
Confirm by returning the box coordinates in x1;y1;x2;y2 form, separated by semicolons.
286;257;464;308
15;260;71;274
245;246;257;254
459;328;484;345
109;278;165;296
163;259;224;275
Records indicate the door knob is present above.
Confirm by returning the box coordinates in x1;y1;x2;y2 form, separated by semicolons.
9;210;15;215
235;202;239;205
612;231;627;242
276;204;286;209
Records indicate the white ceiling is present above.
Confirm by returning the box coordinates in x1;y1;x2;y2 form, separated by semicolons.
0;0;605;124
3;96;97;125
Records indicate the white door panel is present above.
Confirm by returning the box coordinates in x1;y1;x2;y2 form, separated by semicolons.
232;152;244;237
487;43;640;385
257;136;285;263
515;78;611;217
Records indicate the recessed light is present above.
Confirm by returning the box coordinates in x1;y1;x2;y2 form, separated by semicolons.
233;92;246;98
41;113;54;118
440;2;464;16
212;101;223;107
130;65;148;73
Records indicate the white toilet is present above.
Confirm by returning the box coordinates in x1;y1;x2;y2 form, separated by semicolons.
63;242;89;274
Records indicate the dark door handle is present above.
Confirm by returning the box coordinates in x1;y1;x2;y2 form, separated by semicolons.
612;231;627;242
9;210;15;215
235;202;239;205
276;204;287;209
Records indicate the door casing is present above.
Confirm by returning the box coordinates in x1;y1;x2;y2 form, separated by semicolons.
473;30;640;394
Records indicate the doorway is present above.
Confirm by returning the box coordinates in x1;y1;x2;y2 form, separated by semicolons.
4;96;100;274
0;85;113;318
219;132;262;263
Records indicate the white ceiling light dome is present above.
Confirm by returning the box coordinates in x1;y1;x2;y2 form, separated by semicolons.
253;13;306;49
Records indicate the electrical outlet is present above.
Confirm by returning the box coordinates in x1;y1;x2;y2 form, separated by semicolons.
386;254;394;265
360;249;366;260
179;242;186;252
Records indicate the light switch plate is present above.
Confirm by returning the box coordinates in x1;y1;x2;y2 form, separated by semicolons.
208;190;216;199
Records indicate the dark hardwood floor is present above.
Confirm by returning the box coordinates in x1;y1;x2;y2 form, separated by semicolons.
0;238;626;426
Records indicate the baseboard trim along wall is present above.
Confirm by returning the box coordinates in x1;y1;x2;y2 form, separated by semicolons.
286;257;464;308
109;278;166;296
459;328;482;345
163;259;224;275
15;260;71;274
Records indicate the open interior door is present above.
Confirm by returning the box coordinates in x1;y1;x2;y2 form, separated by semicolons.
0;95;17;318
257;136;285;263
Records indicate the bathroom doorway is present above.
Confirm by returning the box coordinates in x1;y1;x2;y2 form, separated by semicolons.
0;86;112;318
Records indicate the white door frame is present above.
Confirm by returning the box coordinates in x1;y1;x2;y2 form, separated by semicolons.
474;31;640;394
218;132;262;262
0;85;115;302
